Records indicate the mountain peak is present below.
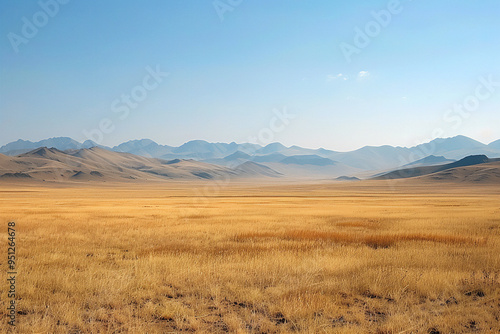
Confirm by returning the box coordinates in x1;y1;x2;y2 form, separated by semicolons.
426;135;485;148
184;140;210;145
489;139;500;149
255;142;288;154
82;140;101;148
20;147;67;158
264;142;287;149
115;139;158;147
223;151;251;161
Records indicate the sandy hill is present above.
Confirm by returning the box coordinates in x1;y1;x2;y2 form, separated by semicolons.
375;155;500;183
0;153;17;169
417;161;500;184
0;147;282;183
234;161;283;178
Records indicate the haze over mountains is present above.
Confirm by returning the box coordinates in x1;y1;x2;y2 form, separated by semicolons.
1;135;500;183
2;135;500;166
0;147;281;182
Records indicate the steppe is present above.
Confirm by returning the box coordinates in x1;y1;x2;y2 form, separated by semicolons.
0;180;499;333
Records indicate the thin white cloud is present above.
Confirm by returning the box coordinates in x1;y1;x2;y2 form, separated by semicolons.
358;71;370;78
327;73;348;82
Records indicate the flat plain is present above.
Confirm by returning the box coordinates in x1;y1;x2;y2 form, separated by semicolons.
0;180;499;333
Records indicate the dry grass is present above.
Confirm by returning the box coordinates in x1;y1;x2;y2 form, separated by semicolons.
234;230;487;249
0;181;499;333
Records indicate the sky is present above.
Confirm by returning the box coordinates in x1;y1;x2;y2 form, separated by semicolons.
1;0;499;151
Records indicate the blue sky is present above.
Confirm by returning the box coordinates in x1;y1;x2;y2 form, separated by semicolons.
1;0;499;151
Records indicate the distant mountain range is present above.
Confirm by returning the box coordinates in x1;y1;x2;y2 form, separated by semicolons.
1;136;500;180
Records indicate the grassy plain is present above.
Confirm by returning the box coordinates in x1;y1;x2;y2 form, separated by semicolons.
0;180;499;333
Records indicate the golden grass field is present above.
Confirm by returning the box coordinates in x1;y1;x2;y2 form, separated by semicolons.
0;180;499;333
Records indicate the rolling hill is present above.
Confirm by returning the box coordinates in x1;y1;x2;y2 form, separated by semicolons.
374;155;500;182
0;147;282;182
2;135;500;177
418;161;500;183
233;161;283;178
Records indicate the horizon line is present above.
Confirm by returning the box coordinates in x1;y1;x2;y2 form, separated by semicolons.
1;134;499;154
